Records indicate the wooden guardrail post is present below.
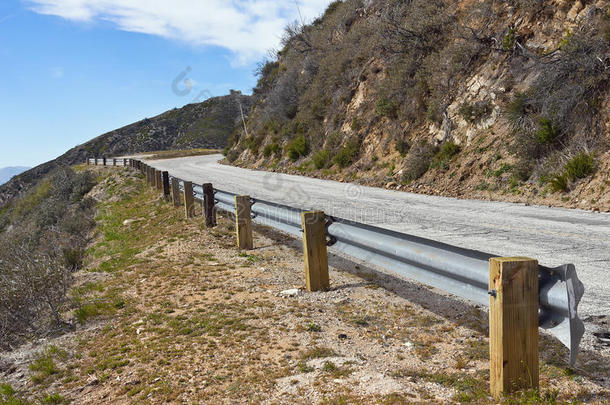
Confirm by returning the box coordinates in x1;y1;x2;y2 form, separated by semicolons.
103;158;107;166
162;171;170;200
171;178;181;207
301;211;330;291
112;158;117;166
123;158;127;166
202;183;216;228
155;170;162;191
86;157;90;165
489;257;539;399
234;195;253;250
146;166;151;185
183;181;195;218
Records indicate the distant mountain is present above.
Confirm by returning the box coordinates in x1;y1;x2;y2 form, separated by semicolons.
0;167;30;185
0;91;251;206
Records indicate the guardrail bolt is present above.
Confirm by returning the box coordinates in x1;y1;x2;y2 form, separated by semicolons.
489;257;539;399
301;210;330;292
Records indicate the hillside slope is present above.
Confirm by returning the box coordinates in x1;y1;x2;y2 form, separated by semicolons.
0;91;251;206
225;0;610;211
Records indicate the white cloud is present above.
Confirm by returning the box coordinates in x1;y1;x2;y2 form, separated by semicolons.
24;0;334;64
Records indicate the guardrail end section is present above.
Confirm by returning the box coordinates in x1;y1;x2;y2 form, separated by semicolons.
302;211;329;292
539;263;585;367
489;257;539;399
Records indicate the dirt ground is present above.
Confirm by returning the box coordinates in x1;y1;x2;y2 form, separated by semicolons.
1;167;609;404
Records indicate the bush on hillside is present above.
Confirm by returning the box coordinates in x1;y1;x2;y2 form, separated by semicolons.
334;140;360;168
313;150;331;169
402;141;435;182
0;167;98;348
431;141;460;170
263;143;281;158
565;153;596;181
287;135;309;161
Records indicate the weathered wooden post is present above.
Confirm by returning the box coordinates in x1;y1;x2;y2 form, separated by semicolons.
112;158;117;166
162;171;170;200
202;183;216;228
234;195;253;250
123;158;127;166
489;257;539;399
155;170;162;191
301;211;330;291
103;157;107;166
183;181;195;218
86;157;90;165
171;178;181;207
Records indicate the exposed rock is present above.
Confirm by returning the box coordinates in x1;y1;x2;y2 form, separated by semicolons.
279;288;300;297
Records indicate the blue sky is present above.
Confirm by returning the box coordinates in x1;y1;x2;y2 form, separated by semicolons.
0;0;332;167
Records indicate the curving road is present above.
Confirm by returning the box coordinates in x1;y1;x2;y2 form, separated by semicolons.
145;154;610;320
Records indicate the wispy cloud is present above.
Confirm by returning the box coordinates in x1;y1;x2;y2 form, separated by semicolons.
24;0;333;64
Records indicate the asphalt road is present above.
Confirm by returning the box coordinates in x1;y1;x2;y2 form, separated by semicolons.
146;154;610;319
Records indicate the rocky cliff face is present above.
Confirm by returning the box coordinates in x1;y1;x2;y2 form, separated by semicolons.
0;91;251;206
226;0;610;211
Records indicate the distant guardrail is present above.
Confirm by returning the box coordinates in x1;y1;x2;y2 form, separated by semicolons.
91;157;585;399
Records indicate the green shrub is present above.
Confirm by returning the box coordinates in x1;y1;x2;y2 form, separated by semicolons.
287;135;309;161
375;97;398;119
334;140;360;168
502;28;516;51
536;118;559;144
458;101;492;124
313;150;331;169
565;153;595;181
396;139;410;157
506;93;527;128
263;143;281;158
549;172;569;192
431;141;460;170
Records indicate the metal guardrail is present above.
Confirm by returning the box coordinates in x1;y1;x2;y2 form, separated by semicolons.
88;158;130;167
145;165;584;365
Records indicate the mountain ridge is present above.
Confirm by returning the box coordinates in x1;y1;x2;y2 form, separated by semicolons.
0;91;251;206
